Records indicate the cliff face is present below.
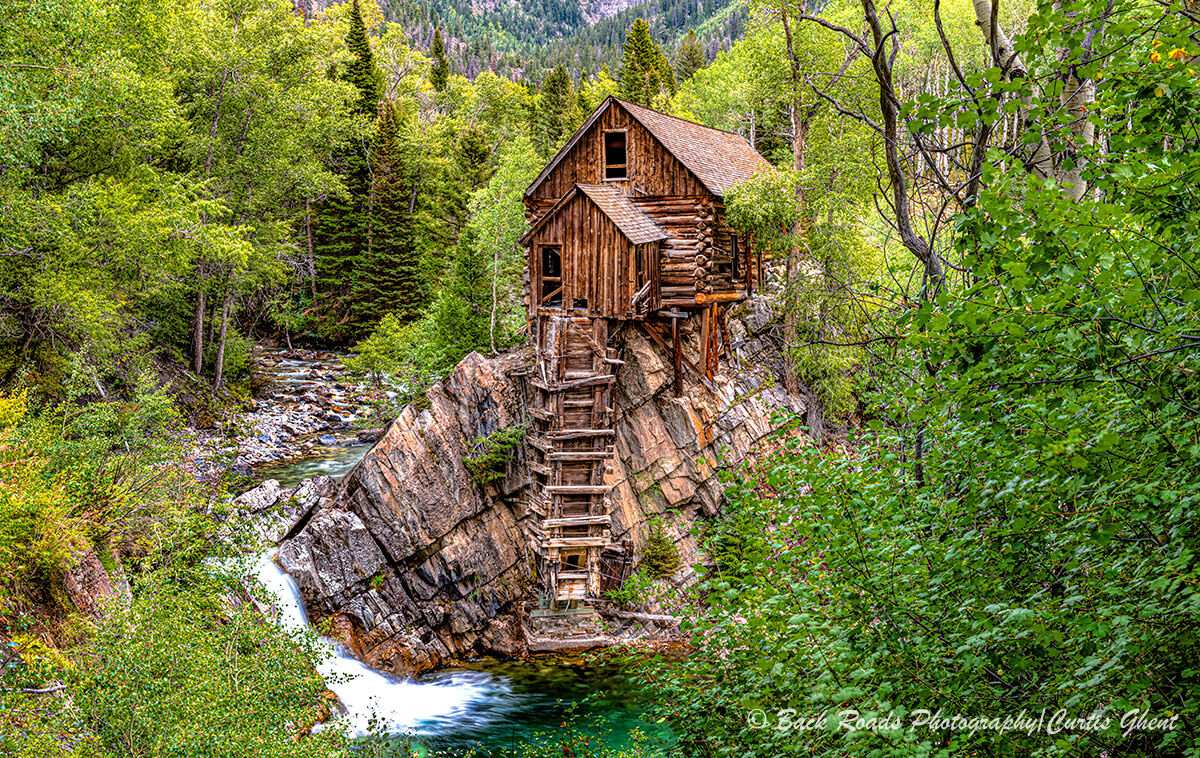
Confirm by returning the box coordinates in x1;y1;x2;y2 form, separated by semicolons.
267;298;801;677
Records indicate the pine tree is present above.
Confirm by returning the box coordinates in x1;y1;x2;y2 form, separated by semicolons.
430;27;449;91
359;101;421;327
619;19;675;107
674;30;706;82
534;65;575;157
344;0;382;115
313;0;382;337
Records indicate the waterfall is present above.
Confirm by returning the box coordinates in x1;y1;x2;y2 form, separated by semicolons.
251;552;521;738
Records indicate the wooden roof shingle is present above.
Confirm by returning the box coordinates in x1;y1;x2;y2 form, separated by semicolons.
520;183;668;246
524;96;771;199
575;184;668;244
615;99;771;196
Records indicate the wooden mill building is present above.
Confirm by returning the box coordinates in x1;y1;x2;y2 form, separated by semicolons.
519;96;771;611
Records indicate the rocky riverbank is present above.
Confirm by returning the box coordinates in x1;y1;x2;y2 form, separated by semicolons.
188;345;384;484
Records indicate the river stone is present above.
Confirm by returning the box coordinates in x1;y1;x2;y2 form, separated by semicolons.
743;295;775;334
278;509;386;609
250;475;337;545
234;479;282;513
355;428;385;443
276;304;804;675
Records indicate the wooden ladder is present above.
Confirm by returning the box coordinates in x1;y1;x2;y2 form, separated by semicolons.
527;313;617;610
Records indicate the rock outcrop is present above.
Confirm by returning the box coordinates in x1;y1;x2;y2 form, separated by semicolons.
261;299;801;677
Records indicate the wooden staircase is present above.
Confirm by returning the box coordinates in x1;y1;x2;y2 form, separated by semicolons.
527;313;618;610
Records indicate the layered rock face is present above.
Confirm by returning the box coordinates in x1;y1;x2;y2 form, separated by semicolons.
268;300;802;677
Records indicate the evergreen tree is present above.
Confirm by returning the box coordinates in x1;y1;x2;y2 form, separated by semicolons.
674;30;706;82
457;125;492;190
360;101;421;327
534;65;575;157
344;0;382;115
618;19;675;107
430;27;449;91
313;0;383;337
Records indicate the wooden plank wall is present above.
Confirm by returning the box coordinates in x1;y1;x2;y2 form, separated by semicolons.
528;193;633;320
528;104;707;211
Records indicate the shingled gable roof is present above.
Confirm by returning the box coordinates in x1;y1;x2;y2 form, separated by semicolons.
524;96;771;199
520;183;668;246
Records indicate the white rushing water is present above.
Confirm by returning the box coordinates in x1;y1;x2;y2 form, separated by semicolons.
251;552;521;738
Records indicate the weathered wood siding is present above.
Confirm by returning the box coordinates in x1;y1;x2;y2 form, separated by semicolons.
522;98;763;311
528;192;651;320
528;104;706;213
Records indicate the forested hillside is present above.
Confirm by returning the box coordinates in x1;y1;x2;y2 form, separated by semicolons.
377;0;743;80
2;0;1197;754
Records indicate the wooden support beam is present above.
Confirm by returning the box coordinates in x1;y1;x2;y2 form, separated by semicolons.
641;321;718;395
548;429;615;440
544;515;613;528
694;291;747;305
548;451;613;461
672;314;682;397
543;537;609;549
531;374;616;392
547;485;611;495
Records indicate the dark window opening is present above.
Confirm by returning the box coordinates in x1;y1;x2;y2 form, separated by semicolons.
604;131;627;180
540;245;562;306
573;297;588;310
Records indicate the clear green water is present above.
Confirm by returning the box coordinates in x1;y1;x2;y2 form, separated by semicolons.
383;660;674;757
254;442;371;488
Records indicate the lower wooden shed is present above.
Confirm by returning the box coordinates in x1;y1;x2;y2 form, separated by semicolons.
522;183;666;320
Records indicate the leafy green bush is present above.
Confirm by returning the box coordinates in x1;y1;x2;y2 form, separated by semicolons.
205;334;253;385
604;568;654;607
75;571;349;757
704;484;769;597
633;10;1200;752
0;371;235;595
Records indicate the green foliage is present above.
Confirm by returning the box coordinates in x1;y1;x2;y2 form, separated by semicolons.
430;27;450;92
205;334;254;384
640;518;679;579
76;571;348;757
0;373;235;594
313;2;384;337
704;482;768;593
534;65;581;158
343;313;408;387
359;101;422;326
604;568;654;607
727;171;884;418
635;6;1200;756
463;424;528;485
344;0;384;115
619;19;676;108
673;30;707;82
343;133;539;413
